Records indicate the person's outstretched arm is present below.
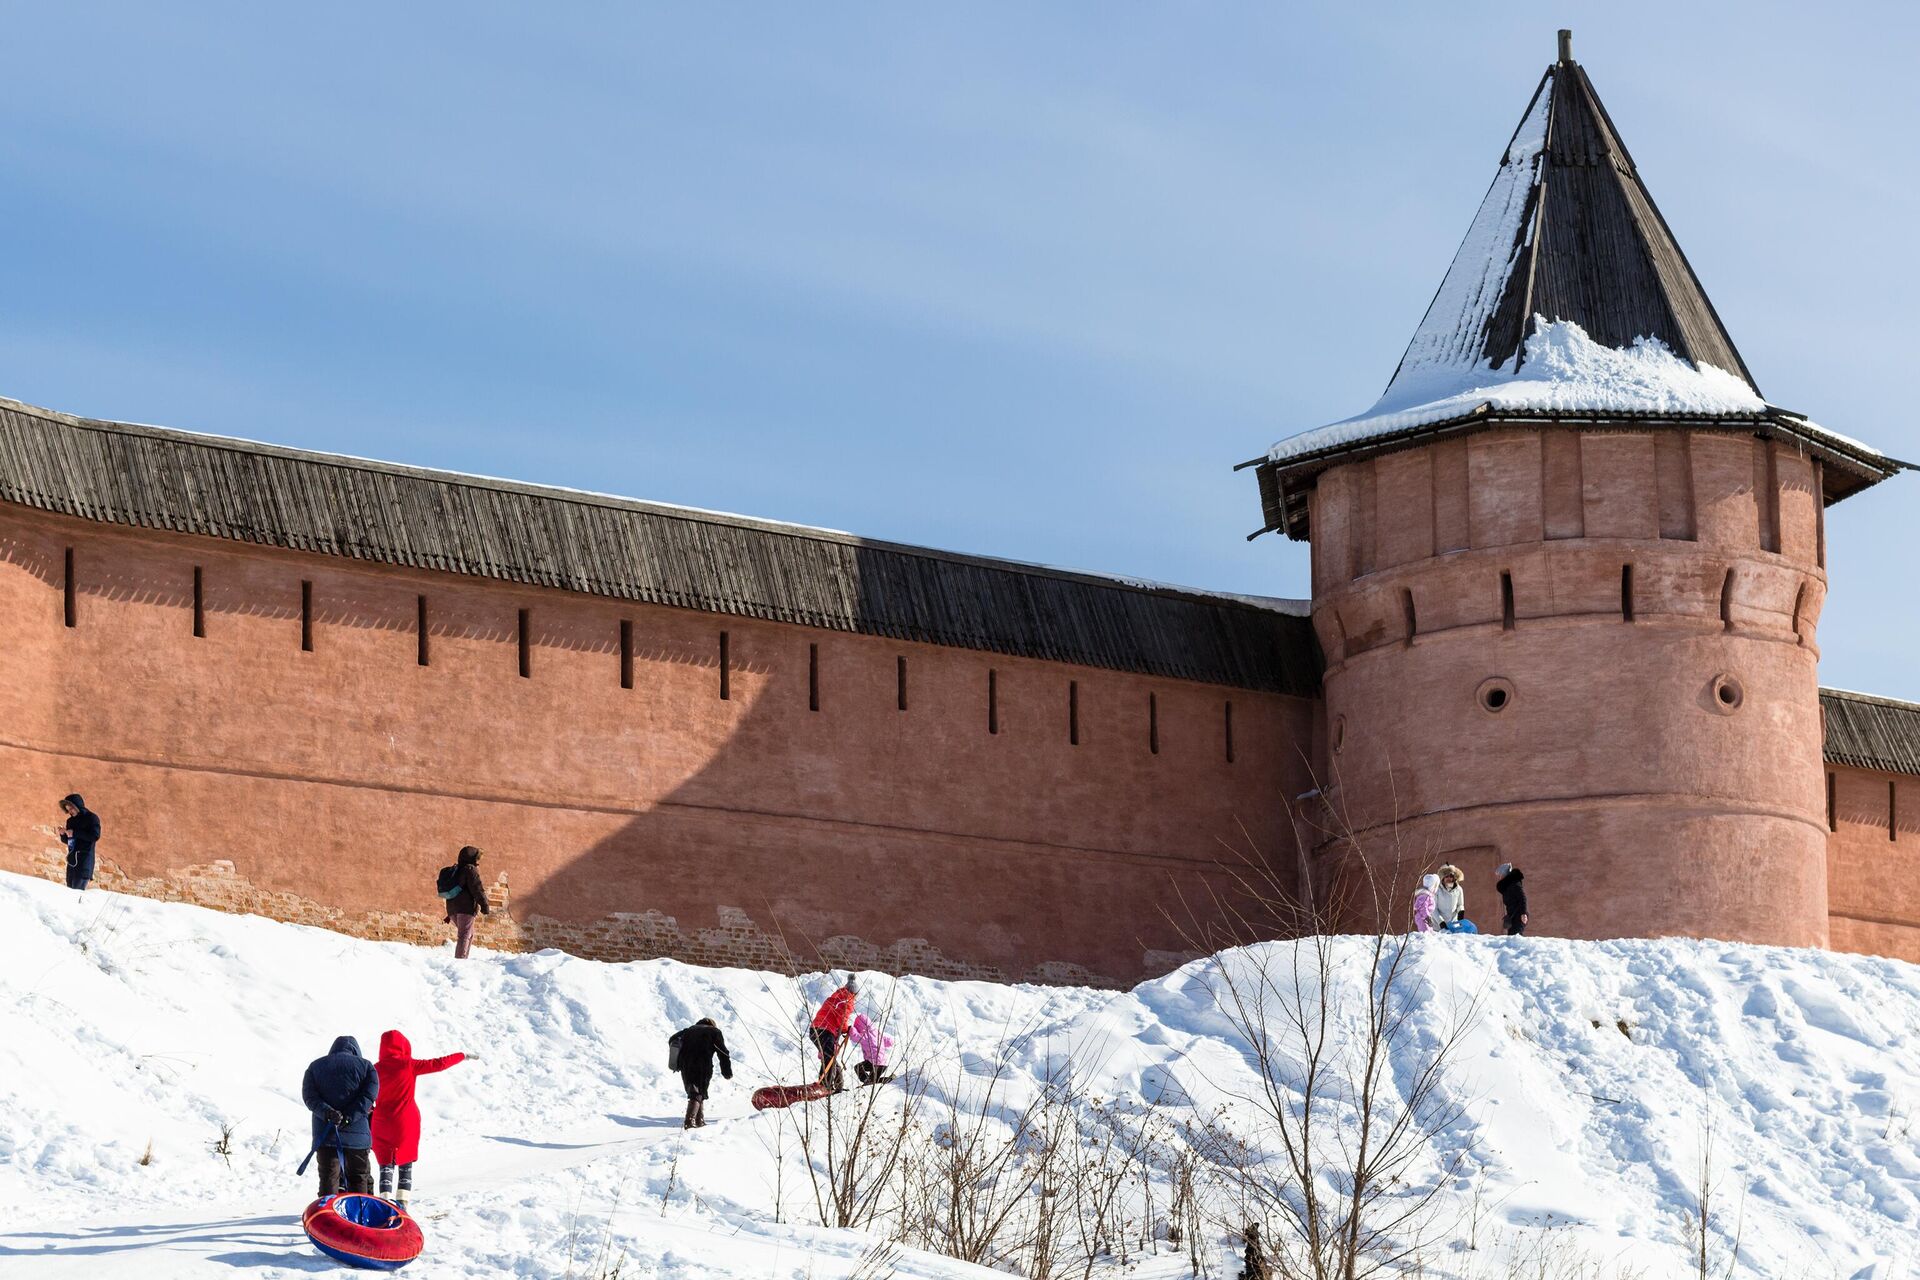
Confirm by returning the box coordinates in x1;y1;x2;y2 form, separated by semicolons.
416;1052;466;1075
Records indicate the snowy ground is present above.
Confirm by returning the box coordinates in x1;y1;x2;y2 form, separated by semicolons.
3;871;1919;1278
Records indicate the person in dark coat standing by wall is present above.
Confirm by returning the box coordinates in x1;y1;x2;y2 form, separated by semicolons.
668;1017;732;1129
302;1035;380;1197
57;794;100;892
446;846;491;960
1495;863;1529;936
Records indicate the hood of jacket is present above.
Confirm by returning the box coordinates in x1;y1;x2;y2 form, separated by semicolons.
379;1030;411;1061
1497;869;1524;888
1437;864;1464;883
62;793;86;812
329;1035;363;1058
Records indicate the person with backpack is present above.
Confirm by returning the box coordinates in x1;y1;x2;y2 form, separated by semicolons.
370;1030;465;1204
848;1013;894;1085
301;1035;380;1197
437;846;490;959
57;794;100;892
1496;863;1529;936
809;975;858;1093
667;1017;732;1128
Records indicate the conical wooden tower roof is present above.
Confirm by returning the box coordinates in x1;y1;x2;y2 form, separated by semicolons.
1386;36;1756;402
1245;32;1905;539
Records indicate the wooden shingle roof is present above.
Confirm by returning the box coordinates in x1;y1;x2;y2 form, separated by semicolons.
0;396;1320;696
1243;34;1908;540
1822;688;1920;779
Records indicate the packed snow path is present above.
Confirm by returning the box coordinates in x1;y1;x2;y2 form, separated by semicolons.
3;872;1919;1278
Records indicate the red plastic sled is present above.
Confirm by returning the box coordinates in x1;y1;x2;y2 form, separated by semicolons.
302;1194;426;1270
752;1080;835;1110
753;1039;846;1110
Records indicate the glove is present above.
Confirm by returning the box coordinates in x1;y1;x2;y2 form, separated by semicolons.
322;1107;347;1128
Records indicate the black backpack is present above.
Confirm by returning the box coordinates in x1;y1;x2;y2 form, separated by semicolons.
435;866;461;900
668;1029;685;1071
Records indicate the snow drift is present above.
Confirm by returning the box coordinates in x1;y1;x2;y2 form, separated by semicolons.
2;871;1918;1278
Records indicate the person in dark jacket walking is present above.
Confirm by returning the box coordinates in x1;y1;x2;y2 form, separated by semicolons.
668;1017;732;1129
57;794;100;892
445;846;491;960
1495;863;1529;936
302;1035;380;1196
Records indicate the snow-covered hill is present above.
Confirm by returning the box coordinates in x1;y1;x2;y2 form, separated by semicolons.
2;871;1918;1278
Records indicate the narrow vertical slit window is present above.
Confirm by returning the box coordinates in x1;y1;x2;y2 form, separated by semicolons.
620;620;634;690
517;608;531;678
193;567;206;638
1224;701;1236;764
1068;680;1080;746
300;580;313;652
987;669;999;735
1500;571;1515;631
63;548;76;628
1719;569;1735;631
1402;588;1417;643
1814;463;1827;568
1892;780;1899;843
896;656;908;711
1790;582;1807;645
719;631;731;700
808;643;820;712
416;595;430;666
1827;772;1837;833
1620;564;1634;622
1148;693;1159;756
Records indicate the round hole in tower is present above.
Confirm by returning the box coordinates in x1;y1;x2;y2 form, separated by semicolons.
1476;677;1516;715
1710;674;1744;713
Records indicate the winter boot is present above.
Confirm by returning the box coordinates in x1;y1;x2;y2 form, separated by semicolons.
395;1189;410;1207
693;1099;707;1128
683;1099;699;1130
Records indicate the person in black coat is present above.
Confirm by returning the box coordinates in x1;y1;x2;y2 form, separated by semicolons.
58;794;100;892
1495;863;1529;936
668;1017;732;1129
302;1035;380;1196
445;846;491;960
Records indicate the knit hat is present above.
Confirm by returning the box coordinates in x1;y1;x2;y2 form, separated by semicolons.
1495;862;1514;879
1419;874;1439;893
843;974;858;993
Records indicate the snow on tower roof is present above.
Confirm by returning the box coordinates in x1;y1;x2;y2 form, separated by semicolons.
1244;32;1906;537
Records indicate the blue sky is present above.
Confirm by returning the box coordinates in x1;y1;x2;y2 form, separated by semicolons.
3;5;1915;696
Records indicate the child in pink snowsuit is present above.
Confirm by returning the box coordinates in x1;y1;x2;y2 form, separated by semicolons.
1412;874;1439;933
848;1013;894;1086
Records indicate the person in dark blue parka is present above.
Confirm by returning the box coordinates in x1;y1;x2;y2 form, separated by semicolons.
302;1035;380;1196
58;794;100;891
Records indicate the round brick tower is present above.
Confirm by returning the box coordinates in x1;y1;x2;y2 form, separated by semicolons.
1247;35;1899;945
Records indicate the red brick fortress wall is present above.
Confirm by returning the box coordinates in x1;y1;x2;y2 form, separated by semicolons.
1305;427;1831;946
0;504;1315;985
1827;763;1920;962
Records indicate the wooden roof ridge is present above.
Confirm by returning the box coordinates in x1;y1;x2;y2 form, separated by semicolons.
0;394;1322;696
1821;687;1920;779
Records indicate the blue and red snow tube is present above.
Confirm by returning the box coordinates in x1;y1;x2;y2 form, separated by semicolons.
302;1194;425;1270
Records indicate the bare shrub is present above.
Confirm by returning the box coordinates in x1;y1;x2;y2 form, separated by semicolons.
1175;779;1483;1280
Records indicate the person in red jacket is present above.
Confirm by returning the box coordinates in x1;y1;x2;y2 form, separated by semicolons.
809;975;858;1093
369;1029;465;1205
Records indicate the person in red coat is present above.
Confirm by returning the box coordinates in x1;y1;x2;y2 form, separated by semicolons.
369;1030;465;1205
809;975;858;1093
